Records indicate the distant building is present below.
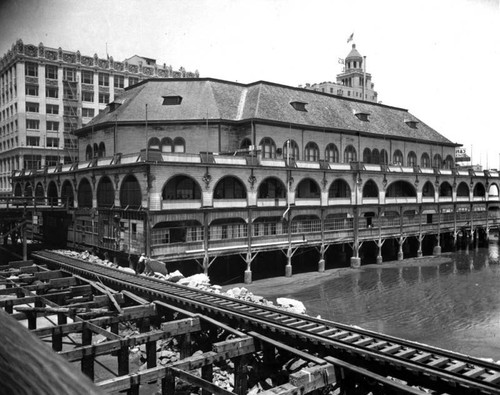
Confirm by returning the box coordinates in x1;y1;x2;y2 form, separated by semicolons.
303;44;378;103
0;39;199;195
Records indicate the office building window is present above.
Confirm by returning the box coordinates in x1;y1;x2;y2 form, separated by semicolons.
114;75;124;88
99;93;109;104
45;155;59;166
63;68;76;81
81;70;93;84
46;121;59;131
82;91;94;102
25;62;38;77
82;108;95;117
46;138;59;148
26;119;40;130
46;87;59;98
27;136;40;146
63;86;77;100
26;102;39;113
46;104;59;114
45;65;58;79
98;73;109;87
128;77;139;86
26;85;39;96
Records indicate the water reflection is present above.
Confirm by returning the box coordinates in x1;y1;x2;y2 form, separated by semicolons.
272;244;500;360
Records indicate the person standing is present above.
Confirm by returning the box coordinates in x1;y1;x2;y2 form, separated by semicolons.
137;253;147;274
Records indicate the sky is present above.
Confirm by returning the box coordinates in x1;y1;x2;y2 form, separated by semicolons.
1;0;499;167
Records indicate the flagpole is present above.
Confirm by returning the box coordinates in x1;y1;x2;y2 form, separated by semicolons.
145;104;148;161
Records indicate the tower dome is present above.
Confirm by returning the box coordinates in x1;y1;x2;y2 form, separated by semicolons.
345;44;363;70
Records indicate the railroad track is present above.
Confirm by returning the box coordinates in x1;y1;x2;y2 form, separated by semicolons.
33;250;500;395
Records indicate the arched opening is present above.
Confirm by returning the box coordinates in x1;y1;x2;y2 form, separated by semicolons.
120;175;142;208
422;181;435;197
98;142;106;157
173;137;185;153
35;182;44;203
304;142;319;161
85;145;93;160
210;218;247;240
457;182;469;197
473;183;486;197
329;179;351;198
162;175;201;200
362;180;378;198
439;182;453;197
362;148;371;163
393;150;403;165
152;220;203;244
148;137;161;150
240;138;252;150
259;137;276;159
283;139;299;161
47;181;58;205
97;176;115;208
344;145;357;163
24;182;33;197
14;183;22;197
296;178;320;199
258;177;286;199
372;149;380;164
214;176;247;199
161;137;173;153
407;151;417;167
488;183;499;197
433;154;443;169
421;153;430;168
93;143;99;158
325;143;339;163
77;178;93;208
444;155;454;169
380;149;388;165
386;181;417;197
61;180;74;207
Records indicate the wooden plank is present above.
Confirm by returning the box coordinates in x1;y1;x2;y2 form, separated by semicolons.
85;321;122;340
9;260;34;268
171;367;237;395
445;361;467;373
160;316;202;336
212;336;255;355
195;313;248;337
427;357;449;368
289;364;336;393
259;383;300;395
463;366;486;378
484;371;500;383
34;270;64;281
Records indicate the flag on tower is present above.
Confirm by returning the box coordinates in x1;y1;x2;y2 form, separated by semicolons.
347;33;354;43
338;58;344;64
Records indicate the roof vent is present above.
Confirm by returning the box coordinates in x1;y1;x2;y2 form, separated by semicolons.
290;101;308;112
354;111;370;121
162;95;183;105
404;119;419;129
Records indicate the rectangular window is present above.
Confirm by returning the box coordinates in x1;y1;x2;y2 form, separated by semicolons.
45;65;58;79
46;87;59;98
46;138;59;148
26;85;39;96
26;136;40;146
114;75;124;88
63;86;77;100
99;93;109;104
63;106;77;116
82;91;94;102
46;104;59;114
46;121;59;131
63;68;76;81
81;70;93;84
64;134;78;148
98;73;109;87
82;108;95;118
25;62;38;77
26;102;39;113
45;155;59;166
26;119;40;130
128;77;139;86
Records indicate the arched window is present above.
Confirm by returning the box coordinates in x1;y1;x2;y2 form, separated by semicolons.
77;178;93;208
488;184;499;197
259;137;276;159
148;137;160;150
173;137;185;153
283;140;299;161
444;155;454;169
214;176;247;199
393;150;403;165
329;179;351;198
120;174;142;208
422;181;435;197
240;138;252;150
362;180;378;198
439;182;453;197
93;143;99;158
380;149;388;165
344;145;357;163
61;180;74;207
24;182;33;197
14;183;22;197
35;182;44;203
96;176;115;208
325;144;339;163
473;183;486;197
162;175;201;200
372;149;380;164
296;178;320;198
98;142;106;158
161;137;173;153
304;142;319;161
85;145;93;160
433;154;443;169
363;148;371;163
258;177;286;199
47;181;58;205
386;181;416;197
407;151;417;167
457;182;469;197
421;153;430;168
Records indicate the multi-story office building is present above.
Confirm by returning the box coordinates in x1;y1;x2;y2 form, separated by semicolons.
304;44;378;103
0;39;198;195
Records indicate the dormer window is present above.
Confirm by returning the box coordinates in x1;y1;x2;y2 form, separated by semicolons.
162;95;183;105
354;111;370;121
290;101;308;112
404;119;418;129
108;98;125;112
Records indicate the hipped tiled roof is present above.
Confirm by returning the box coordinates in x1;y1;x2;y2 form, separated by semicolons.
82;78;455;145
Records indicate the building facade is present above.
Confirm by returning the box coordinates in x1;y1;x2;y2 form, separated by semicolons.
304;44;378;103
0;39;199;195
10;78;500;282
